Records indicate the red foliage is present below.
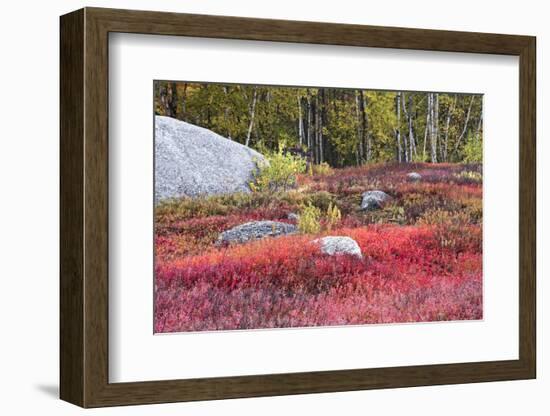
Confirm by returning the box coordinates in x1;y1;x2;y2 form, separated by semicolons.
155;226;482;332
154;163;483;332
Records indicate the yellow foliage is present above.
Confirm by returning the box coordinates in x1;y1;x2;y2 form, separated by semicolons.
326;202;342;231
298;203;321;234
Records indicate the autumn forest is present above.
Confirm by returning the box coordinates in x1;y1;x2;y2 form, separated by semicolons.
154;81;483;166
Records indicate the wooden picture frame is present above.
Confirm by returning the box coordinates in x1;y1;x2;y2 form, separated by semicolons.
60;7;536;408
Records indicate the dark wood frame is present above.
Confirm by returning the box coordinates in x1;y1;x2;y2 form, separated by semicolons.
60;7;536;408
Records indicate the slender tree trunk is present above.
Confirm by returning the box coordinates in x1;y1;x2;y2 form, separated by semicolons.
401;93;409;162
354;91;363;165
429;93;438;163
402;92;416;162
297;94;304;146
434;93;439;161
355;90;368;165
443;94;457;162
313;94;319;164
361;92;371;162
317;92;323;164
307;94;312;151
408;93;417;160
223;86;231;139
245;87;258;147
476;103;483;137
160;82;178;118
423;96;430;161
396;92;402;162
453;95;475;157
181;83;188;119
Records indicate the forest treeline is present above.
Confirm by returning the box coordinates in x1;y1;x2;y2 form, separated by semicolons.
154;81;483;167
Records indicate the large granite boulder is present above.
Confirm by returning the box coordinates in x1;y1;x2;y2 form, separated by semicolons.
217;221;297;245
155;116;265;202
314;236;362;258
360;190;392;211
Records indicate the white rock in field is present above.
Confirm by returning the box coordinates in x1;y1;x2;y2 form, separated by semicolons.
217;221;298;245
314;236;363;258
407;172;422;181
360;190;392;211
155;116;266;202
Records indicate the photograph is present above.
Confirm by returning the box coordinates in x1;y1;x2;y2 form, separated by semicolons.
153;81;484;333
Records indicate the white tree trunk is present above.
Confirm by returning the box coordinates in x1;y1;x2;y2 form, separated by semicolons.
408;94;416;160
245;87;258;147
429;93;438;163
453;95;475;156
476;103;483;137
443;94;457;162
396;92;402;162
423;96;430;161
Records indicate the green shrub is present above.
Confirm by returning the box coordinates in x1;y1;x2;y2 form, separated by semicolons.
298;203;321;234
462;134;483;163
251;145;307;192
307;191;335;212
325;202;342;231
312;162;333;176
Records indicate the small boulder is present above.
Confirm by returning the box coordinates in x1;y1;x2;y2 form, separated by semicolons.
217;221;297;245
360;190;392;211
407;172;422;181
314;236;362;258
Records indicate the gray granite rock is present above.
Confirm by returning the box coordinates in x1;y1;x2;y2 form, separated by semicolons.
314;236;362;258
360;190;392;211
155;116;265;202
407;172;422;181
217;221;297;245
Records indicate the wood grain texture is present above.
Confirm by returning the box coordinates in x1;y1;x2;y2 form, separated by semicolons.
59;8;84;407
518;38;537;375
59;7;537;408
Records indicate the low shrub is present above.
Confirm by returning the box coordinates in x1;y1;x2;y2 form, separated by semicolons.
312;162;334;176
377;203;406;225
298;203;321;234
306;191;335;212
454;170;482;183
325;202;342;231
418;208;470;226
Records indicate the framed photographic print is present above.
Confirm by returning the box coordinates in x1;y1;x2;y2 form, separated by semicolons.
60;7;536;408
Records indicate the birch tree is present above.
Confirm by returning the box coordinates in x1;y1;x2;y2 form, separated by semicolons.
443;94;457;162
395;92;402;162
245;87;258;147
297;93;304;146
453;95;475;158
402;92;416;162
